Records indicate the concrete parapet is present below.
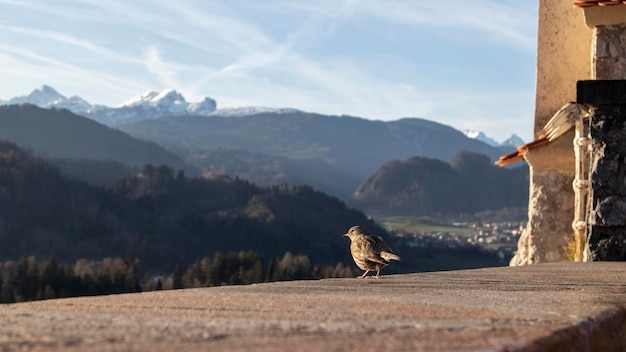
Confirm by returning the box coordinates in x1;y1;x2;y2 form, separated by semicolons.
0;262;625;351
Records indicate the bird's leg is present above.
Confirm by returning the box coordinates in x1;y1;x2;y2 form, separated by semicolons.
359;270;370;278
374;269;381;278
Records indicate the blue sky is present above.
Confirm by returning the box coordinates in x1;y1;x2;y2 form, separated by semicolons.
0;0;538;142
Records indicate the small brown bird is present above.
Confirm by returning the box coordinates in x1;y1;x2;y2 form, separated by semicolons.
343;225;400;278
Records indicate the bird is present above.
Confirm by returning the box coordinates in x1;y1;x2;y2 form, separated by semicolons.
343;225;400;278
543;101;591;141
494;101;591;167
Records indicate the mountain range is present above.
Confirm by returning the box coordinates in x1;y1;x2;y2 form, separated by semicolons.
0;85;302;127
1;85;523;145
0;85;216;126
0;86;527;213
118;112;520;199
0;104;193;183
462;130;524;148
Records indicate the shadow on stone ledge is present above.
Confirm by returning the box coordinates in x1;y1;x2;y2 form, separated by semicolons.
0;262;625;351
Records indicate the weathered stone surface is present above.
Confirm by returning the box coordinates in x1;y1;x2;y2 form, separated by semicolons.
588;230;626;261
593;196;626;226
589;105;626;260
594;25;626;80
0;263;625;351
511;132;575;266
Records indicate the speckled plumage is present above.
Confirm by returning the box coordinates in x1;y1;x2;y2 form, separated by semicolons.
343;225;400;278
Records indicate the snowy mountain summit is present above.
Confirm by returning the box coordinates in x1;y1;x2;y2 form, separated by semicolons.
2;85;92;112
1;86;523;145
89;88;218;125
0;85;218;126
500;134;525;148
119;89;197;112
463;129;524;148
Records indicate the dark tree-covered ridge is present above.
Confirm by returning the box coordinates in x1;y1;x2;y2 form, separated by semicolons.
351;150;529;218
0;140;384;273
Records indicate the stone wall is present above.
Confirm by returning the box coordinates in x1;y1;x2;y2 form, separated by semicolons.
589;105;626;260
594;24;626;80
535;0;591;135
510;132;576;266
510;0;592;267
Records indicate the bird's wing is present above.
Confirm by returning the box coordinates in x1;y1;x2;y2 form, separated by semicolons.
372;236;400;261
543;102;590;141
371;235;393;253
355;235;389;265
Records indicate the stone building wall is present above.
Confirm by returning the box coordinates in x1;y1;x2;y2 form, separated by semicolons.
589;105;626;260
510;132;576;265
512;7;626;265
594;25;626;80
511;0;592;266
580;22;626;261
534;0;592;135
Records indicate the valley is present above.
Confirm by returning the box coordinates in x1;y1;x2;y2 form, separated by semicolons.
0;86;529;298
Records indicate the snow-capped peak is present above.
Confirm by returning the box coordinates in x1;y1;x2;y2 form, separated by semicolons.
152;89;187;109
0;85;92;113
119;91;161;108
188;97;217;115
463;130;499;147
116;89;213;117
501;134;525;147
1;85;220;126
463;130;525;148
22;85;65;106
119;89;189;108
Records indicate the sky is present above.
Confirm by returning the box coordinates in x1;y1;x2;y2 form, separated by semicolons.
0;0;538;143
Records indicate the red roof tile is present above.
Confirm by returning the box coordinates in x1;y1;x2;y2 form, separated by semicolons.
494;134;556;167
573;0;624;7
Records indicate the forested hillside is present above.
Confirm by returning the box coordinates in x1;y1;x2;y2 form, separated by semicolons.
0;140;382;273
351;150;529;219
0;140;506;304
0;104;194;178
119;111;514;199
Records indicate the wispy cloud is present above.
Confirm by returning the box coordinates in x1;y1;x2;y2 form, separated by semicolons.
0;43;149;103
144;47;182;89
3;25;142;65
0;0;538;141
276;0;537;51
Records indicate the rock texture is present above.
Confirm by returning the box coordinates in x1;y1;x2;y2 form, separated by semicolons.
510;131;575;265
1;263;625;351
589;105;626;260
594;24;626;80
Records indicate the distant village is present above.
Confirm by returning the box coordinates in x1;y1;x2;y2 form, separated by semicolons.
392;221;524;264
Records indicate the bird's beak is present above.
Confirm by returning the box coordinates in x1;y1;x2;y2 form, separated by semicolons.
343;233;348;237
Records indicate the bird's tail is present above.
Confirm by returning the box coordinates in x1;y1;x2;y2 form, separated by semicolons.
381;251;400;261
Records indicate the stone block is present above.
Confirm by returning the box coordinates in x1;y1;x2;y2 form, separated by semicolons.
593;195;626;226
587;102;626;261
588;229;626;260
577;79;626;104
583;5;626;27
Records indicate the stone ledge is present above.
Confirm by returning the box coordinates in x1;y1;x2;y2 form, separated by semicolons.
582;5;626;27
577;79;626;105
0;262;625;351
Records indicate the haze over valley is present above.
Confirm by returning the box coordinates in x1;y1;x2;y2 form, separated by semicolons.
0;85;528;302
